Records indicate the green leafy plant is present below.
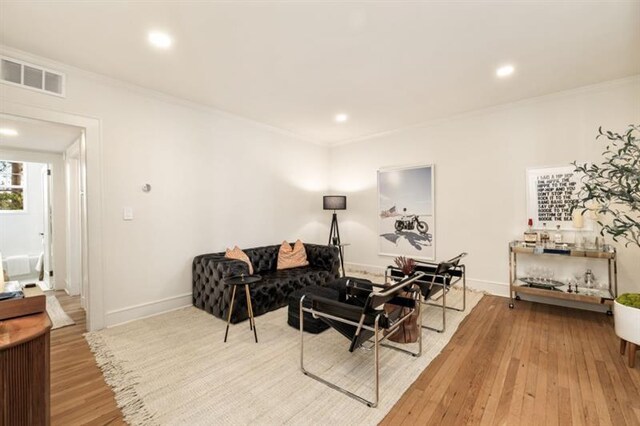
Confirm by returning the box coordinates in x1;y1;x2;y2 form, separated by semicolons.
0;190;23;210
616;293;640;309
572;125;640;248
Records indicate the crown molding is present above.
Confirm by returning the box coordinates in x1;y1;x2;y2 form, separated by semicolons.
0;44;325;148
329;74;640;148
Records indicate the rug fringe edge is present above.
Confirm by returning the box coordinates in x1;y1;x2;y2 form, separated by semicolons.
84;331;157;425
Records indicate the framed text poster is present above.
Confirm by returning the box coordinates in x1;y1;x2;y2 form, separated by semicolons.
526;165;587;230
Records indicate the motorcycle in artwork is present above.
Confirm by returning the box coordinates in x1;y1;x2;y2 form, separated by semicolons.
378;164;435;260
394;208;429;235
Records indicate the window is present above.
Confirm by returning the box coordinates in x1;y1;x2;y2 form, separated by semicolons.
0;160;26;212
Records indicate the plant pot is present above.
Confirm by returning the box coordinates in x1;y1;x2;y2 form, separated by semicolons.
384;276;420;344
614;299;640;346
384;294;420;344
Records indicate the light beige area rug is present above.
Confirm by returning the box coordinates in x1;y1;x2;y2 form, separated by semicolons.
86;289;482;425
46;293;75;330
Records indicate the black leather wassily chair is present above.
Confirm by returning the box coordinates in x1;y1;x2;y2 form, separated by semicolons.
299;273;424;407
385;252;467;333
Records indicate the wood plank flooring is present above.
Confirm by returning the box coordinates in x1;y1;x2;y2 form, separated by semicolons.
381;296;640;426
49;292;639;425
50;291;124;425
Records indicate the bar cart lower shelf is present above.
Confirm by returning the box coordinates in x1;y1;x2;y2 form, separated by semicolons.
508;241;617;314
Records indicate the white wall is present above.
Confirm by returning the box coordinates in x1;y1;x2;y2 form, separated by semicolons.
0;150;67;285
330;77;640;295
0;162;46;262
0;46;329;327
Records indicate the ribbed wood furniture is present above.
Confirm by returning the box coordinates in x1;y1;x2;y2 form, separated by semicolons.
0;312;51;425
0;285;46;321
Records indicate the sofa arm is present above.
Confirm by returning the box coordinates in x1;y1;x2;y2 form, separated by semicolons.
305;244;340;275
192;253;251;315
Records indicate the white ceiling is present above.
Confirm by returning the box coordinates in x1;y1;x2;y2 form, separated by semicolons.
0;114;82;153
1;1;639;145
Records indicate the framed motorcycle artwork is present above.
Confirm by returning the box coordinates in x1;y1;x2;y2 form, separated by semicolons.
378;164;435;260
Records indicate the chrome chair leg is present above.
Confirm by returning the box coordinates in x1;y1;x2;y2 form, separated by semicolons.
462;265;466;312
301;307;422;407
299;275;423;408
300;312;382;407
373;320;379;408
422;287;446;333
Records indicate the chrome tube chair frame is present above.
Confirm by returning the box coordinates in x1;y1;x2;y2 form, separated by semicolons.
299;273;424;408
385;253;467;333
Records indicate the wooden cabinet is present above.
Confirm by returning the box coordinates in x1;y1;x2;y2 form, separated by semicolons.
0;312;51;425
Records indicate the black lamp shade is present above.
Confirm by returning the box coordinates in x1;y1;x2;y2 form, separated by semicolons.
323;195;347;210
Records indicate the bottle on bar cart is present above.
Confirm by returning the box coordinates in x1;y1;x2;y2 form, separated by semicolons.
540;223;550;247
524;218;538;246
554;225;563;245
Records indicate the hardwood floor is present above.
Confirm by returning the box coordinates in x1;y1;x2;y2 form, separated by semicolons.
49;292;639;425
50;291;124;425
381;296;640;426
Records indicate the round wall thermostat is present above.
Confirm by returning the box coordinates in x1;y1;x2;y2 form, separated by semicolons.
142;184;152;193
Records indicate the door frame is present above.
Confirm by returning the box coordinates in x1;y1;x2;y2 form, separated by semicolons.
41;163;53;284
1;101;105;331
65;141;80;296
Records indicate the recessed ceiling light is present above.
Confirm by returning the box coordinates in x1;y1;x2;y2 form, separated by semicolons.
496;65;515;78
335;113;348;123
148;31;173;49
0;128;18;136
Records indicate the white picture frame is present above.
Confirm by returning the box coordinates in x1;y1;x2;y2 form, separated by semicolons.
377;164;435;260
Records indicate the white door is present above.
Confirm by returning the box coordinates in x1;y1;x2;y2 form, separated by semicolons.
41;165;53;288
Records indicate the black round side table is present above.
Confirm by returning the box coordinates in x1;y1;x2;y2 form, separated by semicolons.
222;274;262;343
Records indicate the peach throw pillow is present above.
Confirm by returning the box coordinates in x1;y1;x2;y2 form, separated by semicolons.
277;240;309;270
225;246;254;275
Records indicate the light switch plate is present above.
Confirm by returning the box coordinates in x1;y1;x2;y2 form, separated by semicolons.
123;207;134;221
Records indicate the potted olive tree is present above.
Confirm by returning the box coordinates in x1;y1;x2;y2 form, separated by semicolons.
573;124;640;367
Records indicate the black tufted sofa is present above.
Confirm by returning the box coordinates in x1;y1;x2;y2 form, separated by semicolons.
193;243;340;324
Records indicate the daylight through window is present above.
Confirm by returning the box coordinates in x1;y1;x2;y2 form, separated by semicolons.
0;160;26;211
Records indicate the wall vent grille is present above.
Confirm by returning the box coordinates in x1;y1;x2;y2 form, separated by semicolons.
0;56;65;97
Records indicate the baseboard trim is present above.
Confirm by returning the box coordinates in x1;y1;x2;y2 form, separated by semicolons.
345;262;384;276
465;279;510;297
345;262;510;297
105;292;192;328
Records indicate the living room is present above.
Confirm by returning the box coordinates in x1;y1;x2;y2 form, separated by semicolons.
0;1;639;425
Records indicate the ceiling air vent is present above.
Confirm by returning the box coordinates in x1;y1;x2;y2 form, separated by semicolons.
0;56;65;97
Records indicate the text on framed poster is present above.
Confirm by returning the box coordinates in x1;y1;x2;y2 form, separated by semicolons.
535;172;576;222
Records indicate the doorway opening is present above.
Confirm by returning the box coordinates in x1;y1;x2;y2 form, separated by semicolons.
0;159;53;290
0;102;103;331
0;113;86;304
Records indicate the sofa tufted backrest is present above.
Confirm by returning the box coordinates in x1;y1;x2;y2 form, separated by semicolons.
245;245;281;273
195;243;338;276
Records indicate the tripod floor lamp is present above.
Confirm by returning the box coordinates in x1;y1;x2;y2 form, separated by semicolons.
323;195;346;276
